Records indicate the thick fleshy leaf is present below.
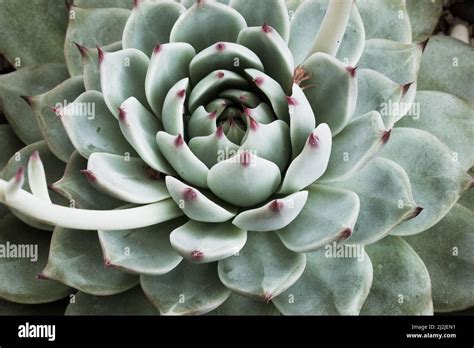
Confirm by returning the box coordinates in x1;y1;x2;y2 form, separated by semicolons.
301;53;357;136
0;0;68;66
122;1;185;55
277;184;360;252
209;292;280;315
189;42;263;84
100;48;150;118
0;64;69;144
30;76;85;163
232;191;308;232
0;215;70;304
187;106;219;138
141;262;231;315
99;217;184;275
161;78;189;135
65;286;159;315
244;102;276;124
0;125;23;171
50;151;124;210
418;35;474;104
207;151;281;207
156;132;209;188
119;97;175;174
397;91;474;171
354;68;416;128
65;6;130;76
273;247;372;315
166;176;236;223
244;68;289;123
405;203;474;312
61;90;135;159
320;111;387;182
357;39;422;84
218;232;306;301
42;227;138;296
188;70;248;113
381;128;472;236
2;141;67;230
85;152;170;204
219;89;260;108
361;236;433;315
287;84;316;157
145;42;195;118
278;124;332;194
356;0;411;44
230;0;289;42
189;127;240;168
406;0;443;43
289;0;365;66
237;25;294;94
240;119;290;171
169;1;246;52
331;158;417;245
170;220;247;263
79;41;122;92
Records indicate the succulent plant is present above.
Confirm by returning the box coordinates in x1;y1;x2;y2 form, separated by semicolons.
0;0;472;316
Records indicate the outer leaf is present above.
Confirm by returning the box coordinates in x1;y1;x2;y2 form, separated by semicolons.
330;158;417;245
209;292;280;315
0;64;69;144
0;125;23;171
356;0;412;44
170;220;247;263
237;25;294;94
404;203;474;312
357;39;422;84
100;48;150;118
170;0;246;52
50;151;124;210
141;262;231;315
380;128;471;236
122;1;185;55
30;76;85;163
0;215;71;304
320;111;387;182
273;247;372;315
85;152;170;204
65;6;130;76
99;217;184;275
65;286;159;316
361;236;433;315
406;0;443;43
218;232;306;301
277;184;360;253
418;36;474;104
62;91;135;159
0;0;68;66
230;0;289;42
301;52;357;136
145;42;196;118
289;0;365;66
42;227;138;296
397;91;474;171
207;151;281;207
354;68;416;128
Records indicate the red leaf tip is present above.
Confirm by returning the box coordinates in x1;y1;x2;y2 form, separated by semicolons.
215;42;226;51
308;133;319;148
97;46;105;64
80;169;97;182
175;134;184;147
191;250;204;261
270;200;284;213
381;129;391;144
262;23;273;33
346;66;358;78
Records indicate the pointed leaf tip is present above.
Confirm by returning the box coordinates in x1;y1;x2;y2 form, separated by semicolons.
74;42;88;57
20;95;33;106
346;66;358;78
97;46;105;64
80;169;97;182
381;129;391;144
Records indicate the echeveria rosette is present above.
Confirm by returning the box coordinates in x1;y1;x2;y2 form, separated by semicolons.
0;0;472;316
